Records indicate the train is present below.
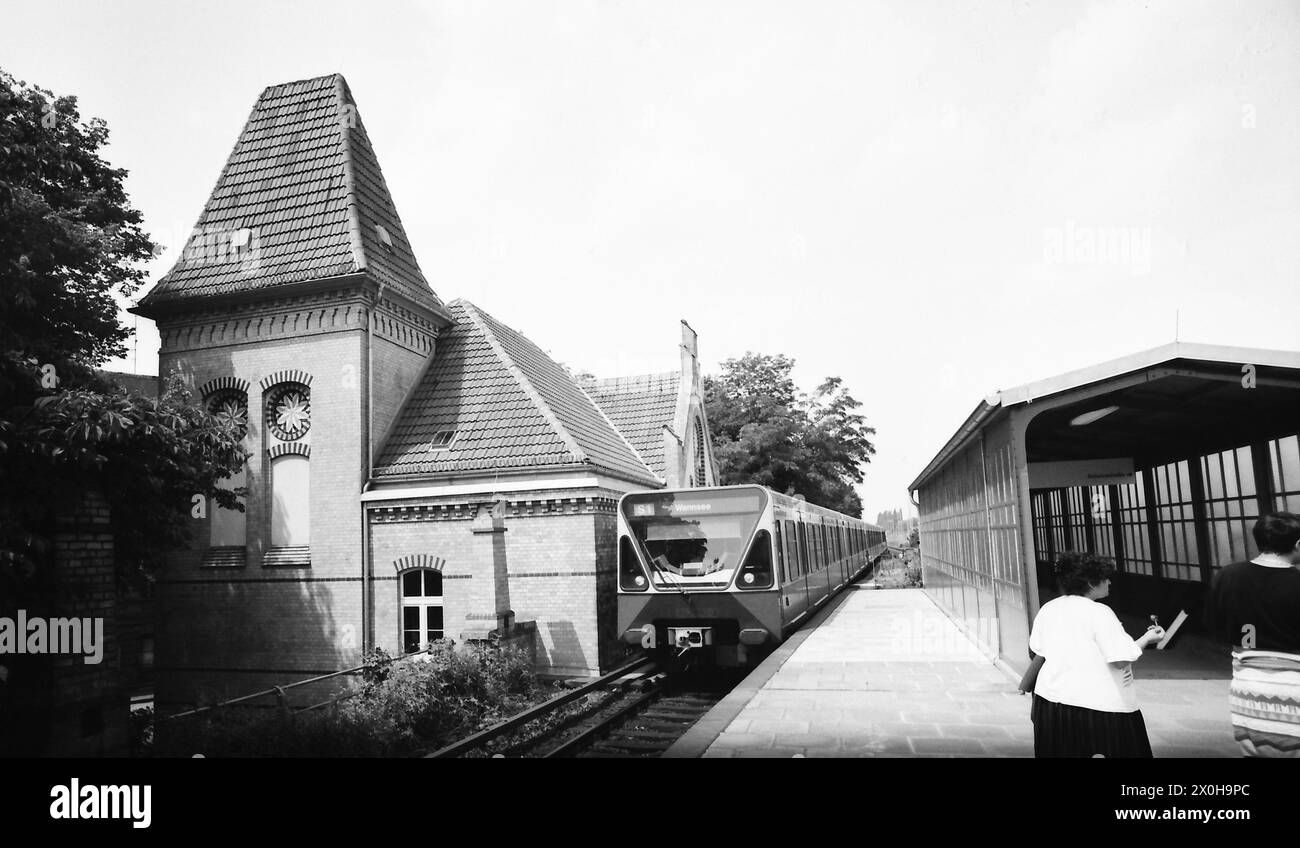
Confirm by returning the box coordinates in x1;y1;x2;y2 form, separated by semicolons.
616;485;888;667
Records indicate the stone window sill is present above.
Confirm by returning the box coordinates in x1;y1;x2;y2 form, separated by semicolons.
201;546;247;568
263;546;311;567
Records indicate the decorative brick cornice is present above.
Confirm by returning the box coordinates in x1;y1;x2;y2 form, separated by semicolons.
393;554;446;574
373;298;440;355
155;288;373;352
370;495;619;524
267;442;310;459
151;288;443;357
198;376;251;398
260;370;314;390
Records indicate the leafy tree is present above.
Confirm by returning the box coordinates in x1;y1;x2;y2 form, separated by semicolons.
0;69;155;402
704;353;875;516
876;508;905;528
0;70;247;597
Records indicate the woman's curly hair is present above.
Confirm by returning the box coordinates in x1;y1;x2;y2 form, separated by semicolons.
1053;551;1116;596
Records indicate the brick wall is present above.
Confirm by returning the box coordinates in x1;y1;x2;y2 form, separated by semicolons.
43;490;128;755
369;324;432;459
368;489;624;677
152;292;437;711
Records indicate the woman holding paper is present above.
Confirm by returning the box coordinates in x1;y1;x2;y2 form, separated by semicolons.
1026;551;1165;757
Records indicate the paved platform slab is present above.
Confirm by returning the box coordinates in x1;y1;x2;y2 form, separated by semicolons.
665;587;1241;758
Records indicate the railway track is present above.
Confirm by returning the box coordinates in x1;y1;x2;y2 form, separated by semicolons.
571;687;725;758
426;655;739;759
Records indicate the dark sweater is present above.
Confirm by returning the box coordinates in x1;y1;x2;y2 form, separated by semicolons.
1204;560;1300;652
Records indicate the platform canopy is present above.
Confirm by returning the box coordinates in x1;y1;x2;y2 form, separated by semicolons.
908;342;1300;674
911;342;1300;492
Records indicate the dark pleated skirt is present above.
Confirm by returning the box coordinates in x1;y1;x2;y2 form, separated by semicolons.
1031;694;1154;758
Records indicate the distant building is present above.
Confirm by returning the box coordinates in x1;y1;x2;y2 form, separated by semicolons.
129;74;718;710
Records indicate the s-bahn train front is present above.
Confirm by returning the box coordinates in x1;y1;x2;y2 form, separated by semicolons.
616;486;779;667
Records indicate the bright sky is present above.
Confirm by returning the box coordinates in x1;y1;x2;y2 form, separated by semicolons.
4;1;1298;521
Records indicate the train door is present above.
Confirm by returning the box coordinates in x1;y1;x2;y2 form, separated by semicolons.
835;525;847;588
811;522;824;602
783;519;806;625
774;519;796;629
822;524;834;599
796;520;813;612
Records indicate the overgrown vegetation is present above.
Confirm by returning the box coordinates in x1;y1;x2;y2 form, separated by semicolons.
871;555;923;589
151;643;545;758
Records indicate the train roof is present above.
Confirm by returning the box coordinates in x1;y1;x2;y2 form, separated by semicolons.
623;484;883;531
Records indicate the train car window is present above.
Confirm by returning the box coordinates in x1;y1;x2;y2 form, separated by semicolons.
774;521;786;583
796;521;809;577
785;521;800;578
737;530;774;589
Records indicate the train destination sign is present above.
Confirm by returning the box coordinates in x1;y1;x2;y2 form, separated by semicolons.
1027;457;1136;489
625;490;765;519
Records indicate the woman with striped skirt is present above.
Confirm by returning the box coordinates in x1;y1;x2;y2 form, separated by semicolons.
1026;552;1165;758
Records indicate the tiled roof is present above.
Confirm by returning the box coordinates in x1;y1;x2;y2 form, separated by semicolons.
581;372;680;476
374;300;662;486
135;74;443;315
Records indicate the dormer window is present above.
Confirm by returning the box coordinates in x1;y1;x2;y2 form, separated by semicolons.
430;430;456;450
375;224;394;249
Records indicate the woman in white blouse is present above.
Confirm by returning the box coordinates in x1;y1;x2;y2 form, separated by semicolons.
1027;552;1165;757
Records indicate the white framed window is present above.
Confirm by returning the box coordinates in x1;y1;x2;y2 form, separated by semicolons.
401;569;444;653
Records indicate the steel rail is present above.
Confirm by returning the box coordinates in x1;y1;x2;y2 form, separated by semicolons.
425;653;653;758
543;677;666;758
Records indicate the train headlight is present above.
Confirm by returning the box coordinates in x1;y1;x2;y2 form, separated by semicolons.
735;530;774;589
619;537;650;592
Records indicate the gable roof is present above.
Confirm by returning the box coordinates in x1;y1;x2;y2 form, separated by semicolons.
581;372;680;477
374;300;662;486
133;74;444;317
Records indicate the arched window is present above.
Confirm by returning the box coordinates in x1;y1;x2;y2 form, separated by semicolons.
263;378;311;565
204;385;248;564
401;569;444;652
693;418;708;487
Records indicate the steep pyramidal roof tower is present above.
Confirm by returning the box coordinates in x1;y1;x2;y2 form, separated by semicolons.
134;74;446;318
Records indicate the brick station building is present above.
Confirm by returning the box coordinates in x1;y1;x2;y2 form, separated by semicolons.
130;74;717;711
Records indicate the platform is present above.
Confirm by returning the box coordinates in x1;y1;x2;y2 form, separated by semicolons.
664;586;1241;758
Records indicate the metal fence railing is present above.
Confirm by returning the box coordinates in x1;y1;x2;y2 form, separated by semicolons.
160;646;436;722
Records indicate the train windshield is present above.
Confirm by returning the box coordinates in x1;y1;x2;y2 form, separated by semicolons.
621;488;767;590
